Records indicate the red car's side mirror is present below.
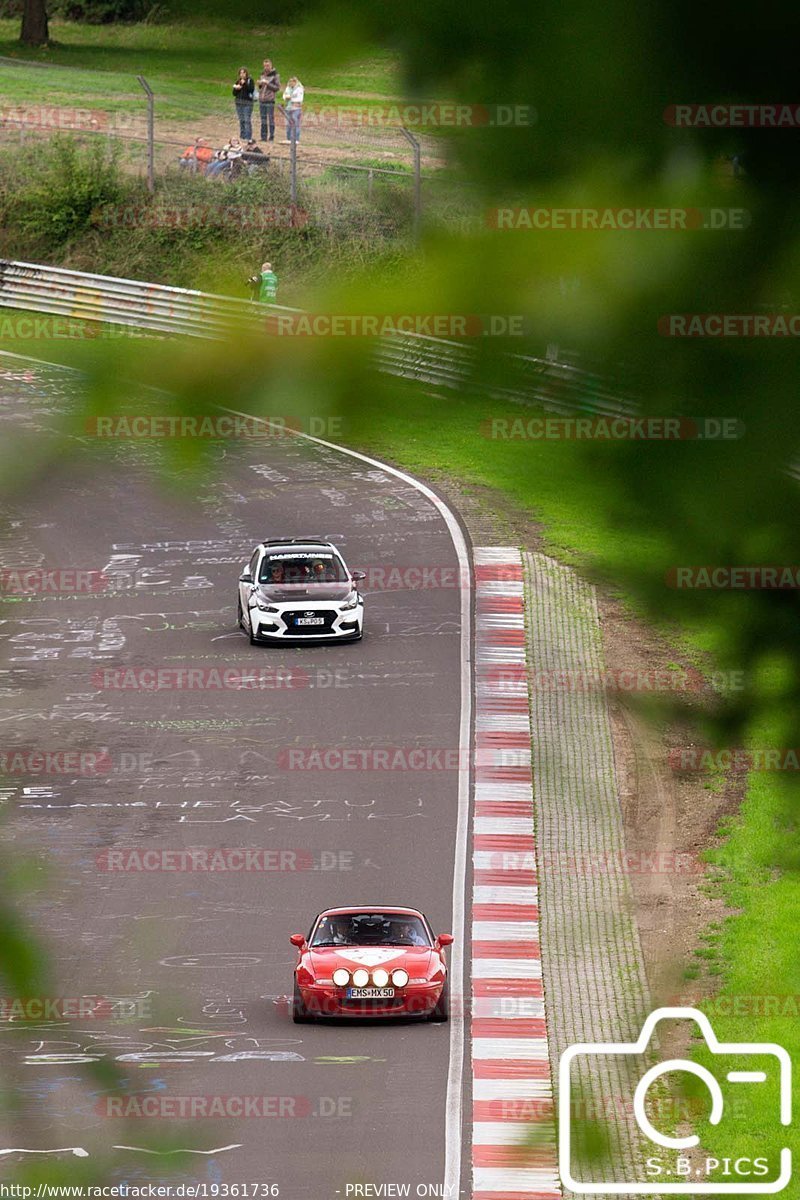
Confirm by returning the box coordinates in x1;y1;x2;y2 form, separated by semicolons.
289;933;306;948
437;933;454;947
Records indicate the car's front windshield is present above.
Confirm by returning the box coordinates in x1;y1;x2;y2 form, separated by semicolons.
259;552;348;585
310;913;431;948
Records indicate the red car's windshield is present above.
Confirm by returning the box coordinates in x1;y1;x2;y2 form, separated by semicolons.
311;912;431;947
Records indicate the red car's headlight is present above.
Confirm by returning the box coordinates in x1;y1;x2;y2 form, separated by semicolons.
391;969;409;987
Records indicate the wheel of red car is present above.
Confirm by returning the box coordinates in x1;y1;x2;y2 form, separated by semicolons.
429;980;449;1023
292;980;314;1024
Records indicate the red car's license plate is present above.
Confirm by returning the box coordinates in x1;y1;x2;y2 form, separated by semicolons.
346;986;395;998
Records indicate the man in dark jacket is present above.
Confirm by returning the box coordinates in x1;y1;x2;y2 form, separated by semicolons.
257;59;281;143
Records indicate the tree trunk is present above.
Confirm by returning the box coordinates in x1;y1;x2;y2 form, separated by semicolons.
20;0;49;47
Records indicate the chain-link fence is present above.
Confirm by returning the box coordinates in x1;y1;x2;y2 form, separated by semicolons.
0;57;472;233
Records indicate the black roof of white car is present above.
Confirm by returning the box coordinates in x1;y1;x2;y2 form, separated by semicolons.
261;538;333;548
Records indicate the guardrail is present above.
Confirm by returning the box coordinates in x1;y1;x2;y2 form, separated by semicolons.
0;259;638;418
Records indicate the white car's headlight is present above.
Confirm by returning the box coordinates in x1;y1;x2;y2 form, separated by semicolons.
332;968;350;987
340;592;359;611
255;602;280;612
372;968;389;987
352;968;370;987
391;969;409;987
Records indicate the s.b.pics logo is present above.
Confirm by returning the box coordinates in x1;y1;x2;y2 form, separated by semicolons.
559;1007;792;1194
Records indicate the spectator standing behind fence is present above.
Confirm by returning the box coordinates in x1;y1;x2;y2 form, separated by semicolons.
232;67;255;140
257;59;281;142
282;76;304;144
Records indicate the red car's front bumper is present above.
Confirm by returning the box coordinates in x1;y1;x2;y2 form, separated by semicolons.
298;980;443;1018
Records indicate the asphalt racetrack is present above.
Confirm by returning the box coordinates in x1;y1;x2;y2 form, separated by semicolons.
0;359;471;1199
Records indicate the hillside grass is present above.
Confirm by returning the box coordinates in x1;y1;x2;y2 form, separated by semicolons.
0;17;399;98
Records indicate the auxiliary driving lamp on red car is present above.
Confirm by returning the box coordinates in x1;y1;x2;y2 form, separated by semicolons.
289;906;454;1022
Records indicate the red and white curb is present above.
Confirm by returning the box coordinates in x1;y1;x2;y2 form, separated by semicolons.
472;548;561;1199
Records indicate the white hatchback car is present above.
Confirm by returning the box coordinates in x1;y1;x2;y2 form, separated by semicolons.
237;539;365;644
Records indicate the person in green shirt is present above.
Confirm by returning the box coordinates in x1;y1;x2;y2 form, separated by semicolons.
257;261;278;303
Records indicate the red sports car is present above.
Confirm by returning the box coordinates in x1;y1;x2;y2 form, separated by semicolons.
290;906;453;1022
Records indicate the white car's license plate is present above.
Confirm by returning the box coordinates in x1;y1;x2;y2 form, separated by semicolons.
296;616;325;626
346;987;395;999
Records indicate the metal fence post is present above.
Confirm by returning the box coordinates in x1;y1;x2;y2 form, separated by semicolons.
399;126;421;242
137;75;155;194
290;136;297;205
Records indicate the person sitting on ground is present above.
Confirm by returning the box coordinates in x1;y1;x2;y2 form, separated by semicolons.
179;136;212;173
206;138;243;179
242;139;269;174
194;137;214;174
179;139;198;171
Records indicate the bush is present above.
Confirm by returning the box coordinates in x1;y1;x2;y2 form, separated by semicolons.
1;136;124;249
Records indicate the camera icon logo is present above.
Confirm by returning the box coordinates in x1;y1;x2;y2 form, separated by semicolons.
559;1006;792;1194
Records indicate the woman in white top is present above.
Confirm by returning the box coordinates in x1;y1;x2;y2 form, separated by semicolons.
282;76;304;144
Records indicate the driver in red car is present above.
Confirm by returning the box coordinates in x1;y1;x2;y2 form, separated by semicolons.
397;920;427;946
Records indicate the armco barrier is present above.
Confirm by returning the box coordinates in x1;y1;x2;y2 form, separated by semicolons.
0;259;637;418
